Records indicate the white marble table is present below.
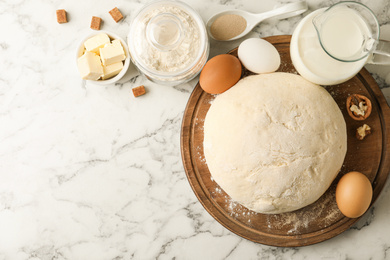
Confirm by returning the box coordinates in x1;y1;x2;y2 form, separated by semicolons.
1;0;390;259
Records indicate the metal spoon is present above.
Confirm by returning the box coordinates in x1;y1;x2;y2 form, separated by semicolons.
207;1;308;41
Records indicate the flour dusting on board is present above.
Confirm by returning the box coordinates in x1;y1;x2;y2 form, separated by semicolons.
208;172;342;234
265;192;342;234
209;185;259;223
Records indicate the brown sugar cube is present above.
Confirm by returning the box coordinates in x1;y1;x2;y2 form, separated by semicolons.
132;85;146;97
90;16;102;30
56;9;68;24
109;7;124;23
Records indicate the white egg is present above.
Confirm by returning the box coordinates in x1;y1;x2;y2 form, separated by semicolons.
238;38;281;74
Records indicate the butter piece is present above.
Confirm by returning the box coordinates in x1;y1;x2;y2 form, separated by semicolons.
99;39;126;66
84;33;110;54
77;51;103;80
102;61;123;80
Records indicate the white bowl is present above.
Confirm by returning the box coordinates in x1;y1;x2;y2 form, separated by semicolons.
76;31;131;85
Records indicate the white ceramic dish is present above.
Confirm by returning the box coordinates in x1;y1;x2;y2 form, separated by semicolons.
76;31;131;85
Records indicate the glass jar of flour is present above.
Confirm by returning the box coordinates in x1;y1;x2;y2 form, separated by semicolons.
128;0;209;85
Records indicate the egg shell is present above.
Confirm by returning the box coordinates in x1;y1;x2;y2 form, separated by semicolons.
237;38;280;74
199;54;242;94
336;171;373;218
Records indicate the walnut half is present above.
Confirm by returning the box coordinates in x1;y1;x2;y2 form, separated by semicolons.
346;94;372;121
356;124;371;140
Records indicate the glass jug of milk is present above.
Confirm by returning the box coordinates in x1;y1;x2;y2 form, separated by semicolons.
290;1;390;85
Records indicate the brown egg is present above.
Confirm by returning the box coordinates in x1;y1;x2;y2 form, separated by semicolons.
199;54;242;94
336;171;373;218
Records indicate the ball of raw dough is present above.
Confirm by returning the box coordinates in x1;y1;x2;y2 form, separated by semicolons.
203;73;347;214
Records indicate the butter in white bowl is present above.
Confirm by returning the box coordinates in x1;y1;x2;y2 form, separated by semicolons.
100;39;126;66
78;51;103;80
76;31;130;84
102;61;124;80
84;33;110;54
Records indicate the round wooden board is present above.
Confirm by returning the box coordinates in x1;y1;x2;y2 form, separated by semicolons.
180;35;390;247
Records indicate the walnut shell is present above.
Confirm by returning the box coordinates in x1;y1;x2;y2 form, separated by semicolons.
346;94;372;121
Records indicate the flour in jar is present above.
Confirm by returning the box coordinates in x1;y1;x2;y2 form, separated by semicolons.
132;5;201;73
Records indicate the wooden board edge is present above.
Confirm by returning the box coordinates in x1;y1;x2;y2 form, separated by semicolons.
358;69;390;205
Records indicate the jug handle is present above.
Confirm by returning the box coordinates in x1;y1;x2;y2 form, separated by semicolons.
368;40;390;65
